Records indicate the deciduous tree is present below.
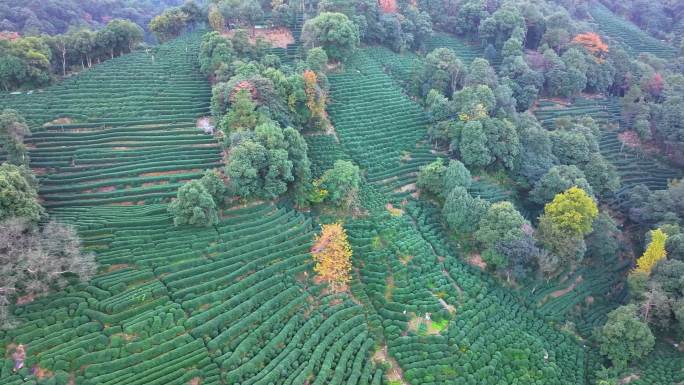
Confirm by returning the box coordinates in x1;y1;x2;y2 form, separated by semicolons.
0;219;97;327
312;223;353;291
633;228;667;275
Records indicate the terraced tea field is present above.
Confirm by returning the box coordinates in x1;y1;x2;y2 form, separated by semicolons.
326;49;587;384
589;4;677;59
28;122;222;208
1;203;375;385
0;33;375;385
424;33;490;65
0;34;211;129
327;51;437;198
534;97;682;193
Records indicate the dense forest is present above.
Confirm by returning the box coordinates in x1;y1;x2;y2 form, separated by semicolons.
0;0;192;36
0;0;683;384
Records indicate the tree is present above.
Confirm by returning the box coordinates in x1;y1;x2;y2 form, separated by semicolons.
226;122;311;200
571;32;608;62
418;48;466;97
459;120;492;168
475;201;527;249
0;163;43;223
312;223;353;292
168;180;219;227
540;186;598;238
226;139;268;198
537;186;598;273
320;160;361;206
529;165;593;205
0;109;30;165
515;117;558;186
481;117;519;170
306;47;329;72
221;89;261;134
633;229;668;275
442;186;489;234
199;31;234;76
581;153;620;198
303;70;327;129
465;58;497;89
45;34;70;77
0;219;97;327
208;4;225;32
417;158;446;196
149;7;188;43
443;159;471;192
452;85;496;120
0;36;51;90
237;0;264;30
302;12;360;61
596;304;655;368
199;169;226;204
586;213;621;261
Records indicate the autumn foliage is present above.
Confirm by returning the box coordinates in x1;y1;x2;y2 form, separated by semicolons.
378;0;398;13
572;32;609;62
312;223;353;291
303;70;327;129
633;228;667;275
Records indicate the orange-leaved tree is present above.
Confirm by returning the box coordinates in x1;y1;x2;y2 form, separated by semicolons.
303;70;327;129
633;228;667;275
312;223;352;291
378;0;398;13
572;32;609;62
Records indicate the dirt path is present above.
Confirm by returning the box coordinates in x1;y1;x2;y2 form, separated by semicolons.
373;345;407;385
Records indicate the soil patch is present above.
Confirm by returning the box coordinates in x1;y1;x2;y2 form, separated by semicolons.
386;203;404;216
373;345;407;385
619;374;640;384
618;130;641;149
140;170;195;177
44;117;73;126
393;183;416;194
223;27;294;48
550;275;583;298
197;116;215;135
467;253;487;270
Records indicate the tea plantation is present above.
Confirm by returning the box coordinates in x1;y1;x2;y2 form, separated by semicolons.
589;3;678;59
1;12;683;384
0;33;377;385
534;98;683;193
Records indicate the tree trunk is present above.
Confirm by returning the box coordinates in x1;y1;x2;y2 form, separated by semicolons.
61;50;66;77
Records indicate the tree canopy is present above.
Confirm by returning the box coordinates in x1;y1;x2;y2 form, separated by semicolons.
302;12;360;61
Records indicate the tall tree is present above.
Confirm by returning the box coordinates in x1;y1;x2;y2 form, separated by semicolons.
0;110;30;165
443;186;489;234
312;223;353;292
595;304;655;369
302;12;360;61
633;228;668;275
0;163;43;223
168;180;219;227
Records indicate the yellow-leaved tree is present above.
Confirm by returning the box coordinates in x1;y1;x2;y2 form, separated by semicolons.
312;223;352;291
633;228;667;275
